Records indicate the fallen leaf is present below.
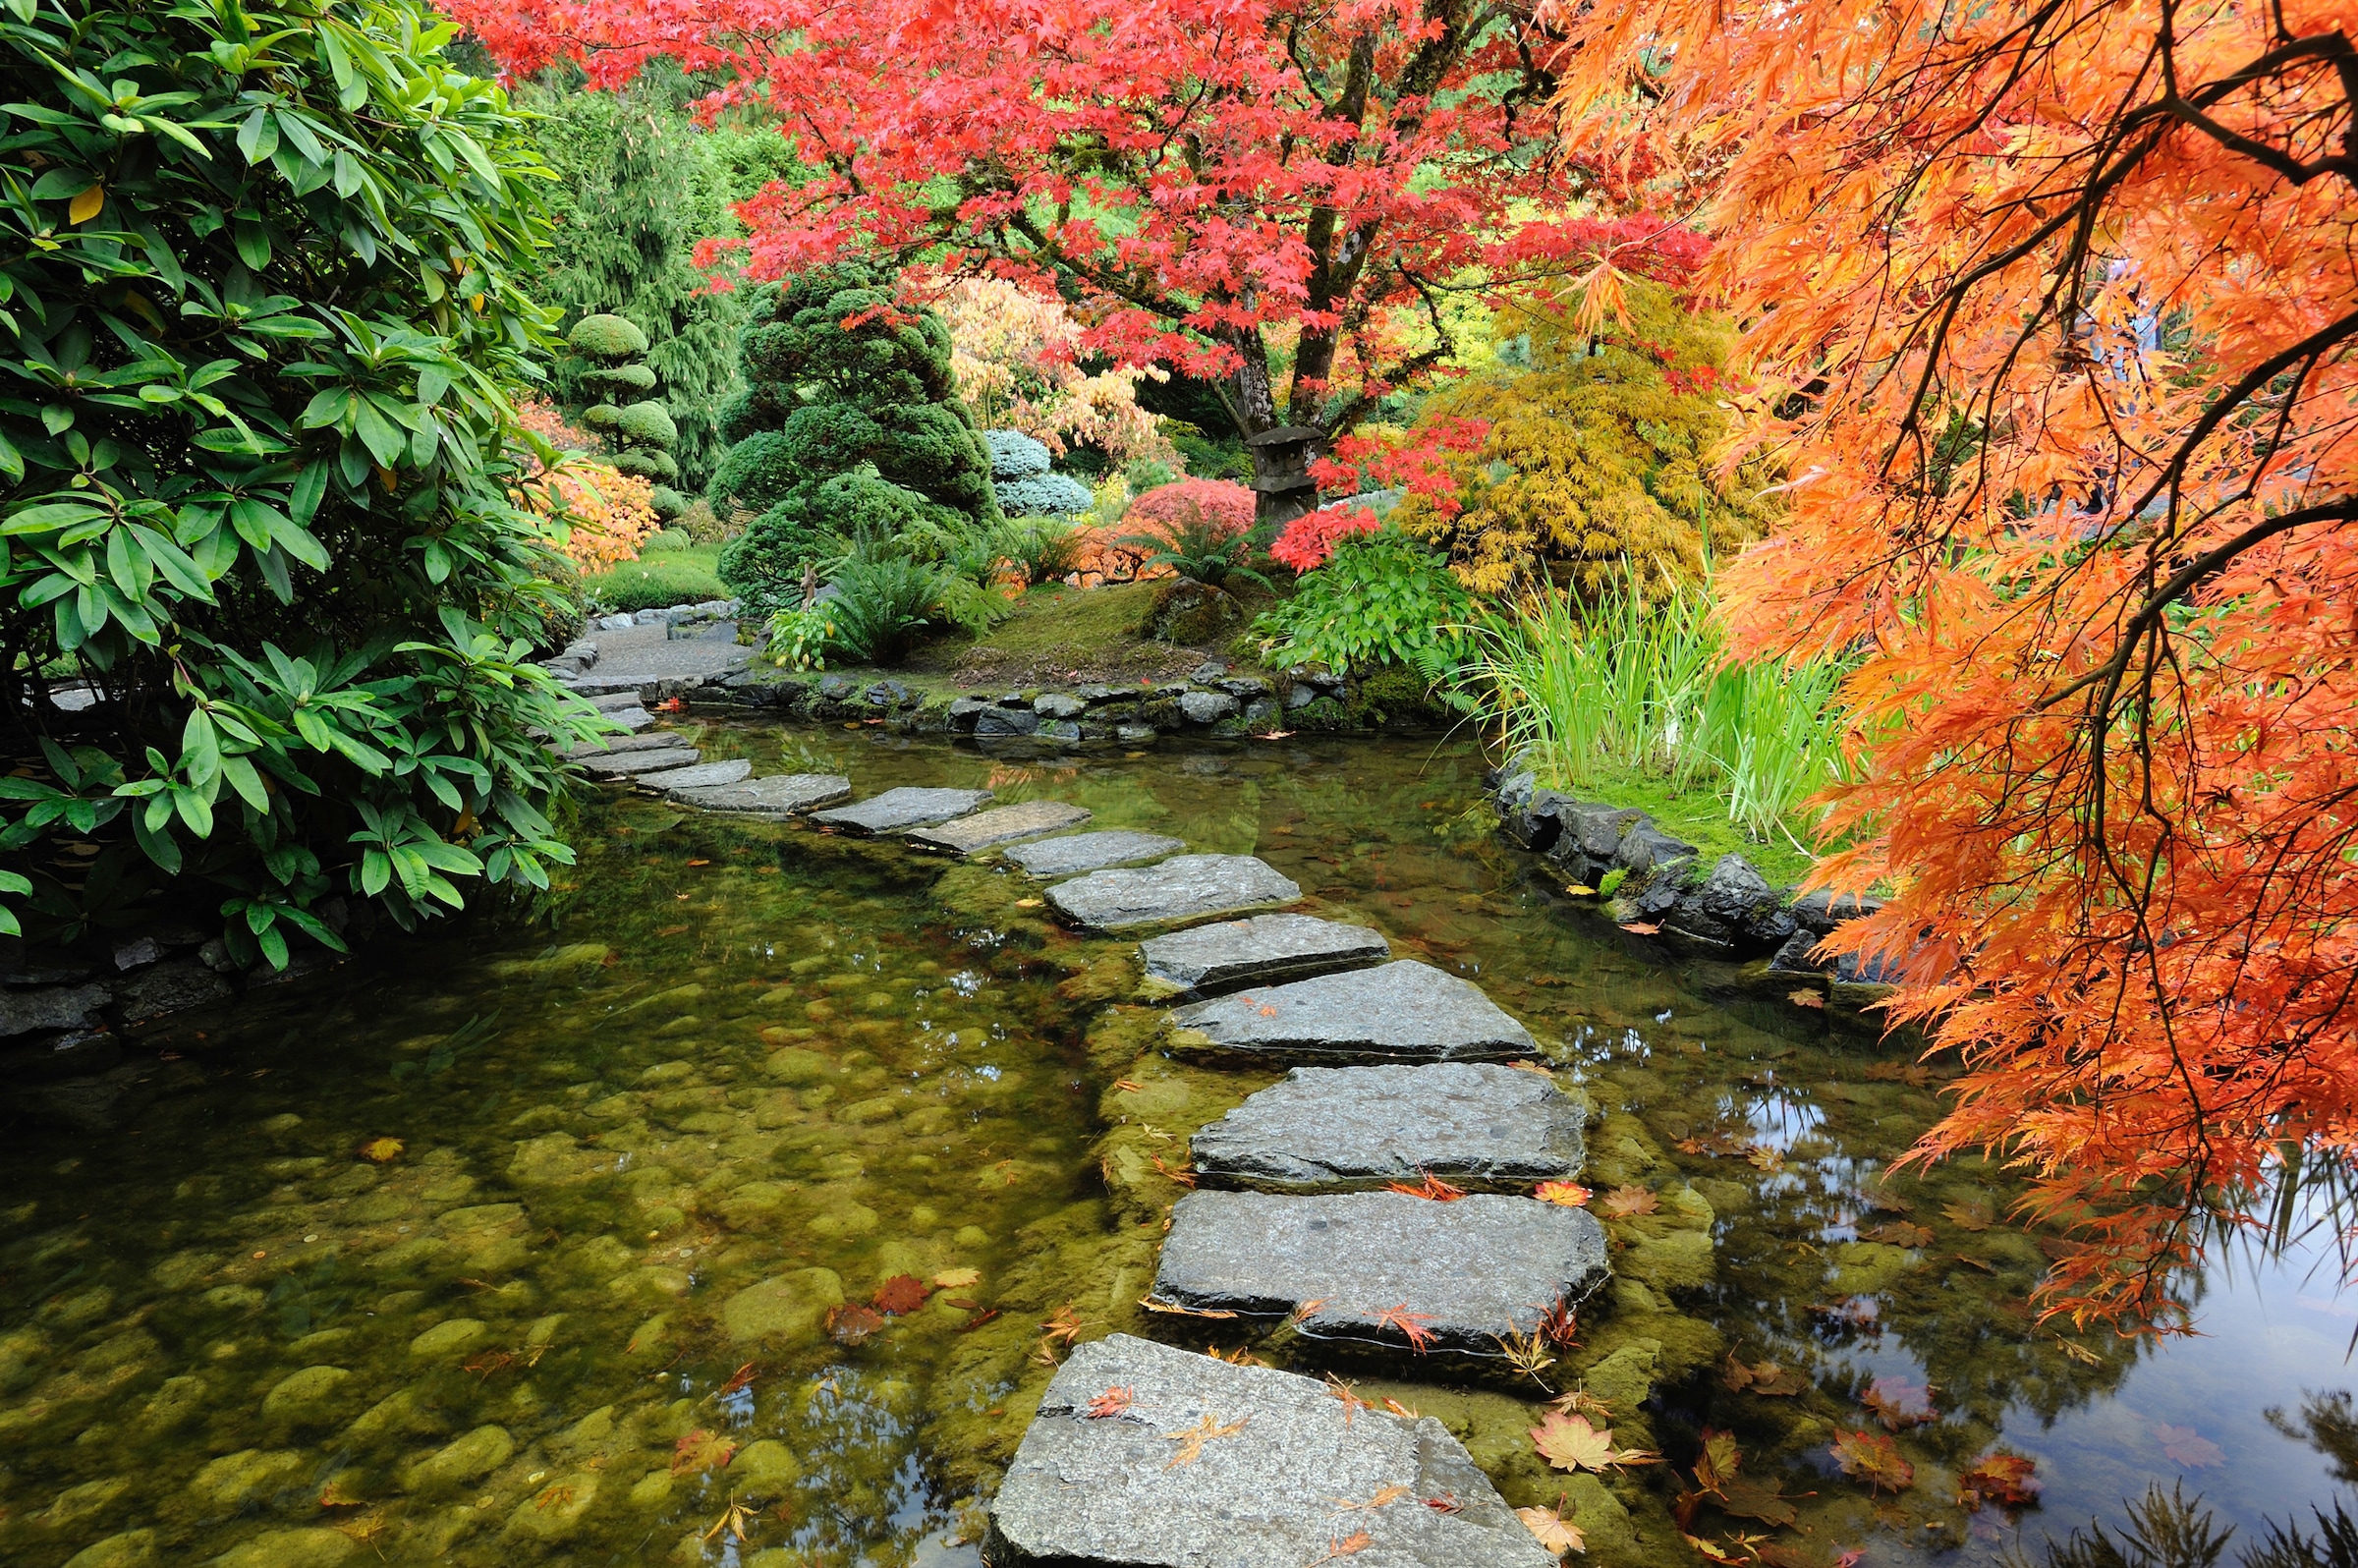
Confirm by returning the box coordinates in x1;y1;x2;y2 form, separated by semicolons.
1507;1059;1554;1076
1137;1294;1239;1317
1518;1500;1587;1556
933;1267;981;1289
1039;1304;1089;1344
686;859;710;867
1619;923;1661;935
1860;1376;1937;1429
1426;1494;1463;1513
1600;1186;1659;1217
317;1478;365;1508
1829;1428;1914;1493
1015;898;1042;908
1957;1452;2041;1508
1942;1201;1994;1232
1085;1386;1135;1419
1723;1353;1808;1397
359;1137;404;1163
1788;990;1826;1009
1112;1080;1144;1093
1861;1221;1935;1249
1308;1529;1374;1562
1337;1484;1412;1510
1683;1534;1749;1565
1953;1253;1995;1272
2157;1424;2226;1468
1258;730;1296;741
1535;1180;1593;1207
1745;1144;1785;1173
1531;1412;1659;1473
716;1362;758;1397
1720;1476;1803;1528
1162;1412;1249;1467
871;1274;930;1315
671;1429;736;1476
1368;1304;1440;1352
1386;1171;1467;1202
824;1304;884;1346
1325;1374;1374;1425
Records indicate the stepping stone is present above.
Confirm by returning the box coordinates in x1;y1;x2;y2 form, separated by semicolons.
904;799;1093;854
1152;1191;1608;1354
1047;854;1299;932
987;1333;1551;1568
574;746;701;779
1001;830;1186;879
607;706;655;733
1169;960;1536;1062
1140;913;1388;996
669;774;853;817
810;787;993;835
561;731;677;759
561;677;646;698
1191;1063;1586;1190
637;759;753;795
587;690;647;713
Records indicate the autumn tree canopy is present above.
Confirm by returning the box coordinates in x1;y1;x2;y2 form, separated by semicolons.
1552;0;2357;1325
440;0;1700;512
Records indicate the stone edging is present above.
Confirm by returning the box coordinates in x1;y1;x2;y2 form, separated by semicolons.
1486;761;1897;1006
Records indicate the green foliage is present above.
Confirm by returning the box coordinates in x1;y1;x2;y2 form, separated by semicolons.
580;543;726;612
639;528;693;553
563;314;680;514
515;74;756;488
1115;512;1271;590
614;402;677;447
1459;579;1851;849
1399;284;1779;599
1253;532;1473;675
1002;516;1089;587
568;312;647;359
761;599;840;670
0;0;601;950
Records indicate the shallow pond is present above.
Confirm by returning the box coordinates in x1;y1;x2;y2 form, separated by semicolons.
1;726;2350;1568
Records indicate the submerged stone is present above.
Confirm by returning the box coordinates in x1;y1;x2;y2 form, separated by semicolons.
811;787;994;835
637;758;753;795
721;1267;845;1343
574;746;701;779
209;1528;356;1568
1000;830;1187;879
903;799;1093;854
63;1531;154;1568
188;1448;306;1509
1046;854;1300;931
1169;961;1537;1061
260;1364;354;1426
1191;1063;1586;1190
1140;913;1389;996
671;773;852;816
985;1333;1551;1568
1152;1191;1608;1353
400;1424;514;1492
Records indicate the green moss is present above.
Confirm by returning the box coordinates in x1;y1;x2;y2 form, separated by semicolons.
969;582;1160;658
1541;763;1819;888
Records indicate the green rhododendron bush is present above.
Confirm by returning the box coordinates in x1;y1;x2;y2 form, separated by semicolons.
0;0;604;956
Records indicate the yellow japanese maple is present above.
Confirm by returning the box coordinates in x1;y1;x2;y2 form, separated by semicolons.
1550;0;2358;1326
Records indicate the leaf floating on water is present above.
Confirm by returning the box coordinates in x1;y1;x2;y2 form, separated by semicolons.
670;1428;736;1476
1683;1534;1751;1566
871;1274;930;1316
1744;1144;1785;1173
2156;1424;2226;1468
1863;1061;1933;1088
1619;923;1661;935
1161;1412;1248;1467
1563;883;1597;897
1829;1428;1914;1493
1860;1375;1937;1429
933;1267;981;1289
716;1362;758;1397
1860;1220;1935;1249
1534;1180;1593;1207
1942;1201;1994;1232
1531;1412;1658;1473
1957;1452;2041;1509
358;1137;404;1163
1722;1353;1807;1397
824;1303;885;1346
1600;1186;1659;1218
1787;990;1826;1009
1518;1499;1587;1556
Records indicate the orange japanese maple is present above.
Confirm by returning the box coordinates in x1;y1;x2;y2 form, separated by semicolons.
1551;0;2356;1326
439;0;1706;513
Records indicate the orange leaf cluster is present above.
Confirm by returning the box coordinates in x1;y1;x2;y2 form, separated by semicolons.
1550;0;2358;1330
517;460;660;573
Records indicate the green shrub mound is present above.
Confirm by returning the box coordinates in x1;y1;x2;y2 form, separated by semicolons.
711;262;1000;610
616;402;679;447
1254;532;1472;674
569;312;649;359
0;0;604;955
996;472;1095;517
565;313;682;516
583;362;658;397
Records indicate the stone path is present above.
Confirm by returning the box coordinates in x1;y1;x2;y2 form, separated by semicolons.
904;799;1092;854
1140;912;1388;996
1190;1062;1587;1190
1047;854;1302;931
1168;960;1539;1061
811;786;996;835
987;1335;1553;1568
1001;829;1186;878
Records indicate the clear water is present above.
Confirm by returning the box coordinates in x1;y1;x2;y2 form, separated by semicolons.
0;725;2349;1568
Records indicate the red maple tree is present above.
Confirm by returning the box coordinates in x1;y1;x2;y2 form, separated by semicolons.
441;0;1706;513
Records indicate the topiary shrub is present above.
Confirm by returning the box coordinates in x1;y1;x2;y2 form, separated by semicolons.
0;0;602;954
710;262;1000;610
985;428;1095;516
567;314;684;517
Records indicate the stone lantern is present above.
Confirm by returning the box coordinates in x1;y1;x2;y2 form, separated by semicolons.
1244;424;1322;528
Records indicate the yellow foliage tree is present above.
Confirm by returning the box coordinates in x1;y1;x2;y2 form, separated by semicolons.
1392;286;1776;599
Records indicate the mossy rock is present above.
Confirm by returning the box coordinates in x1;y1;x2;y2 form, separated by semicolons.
1286;695;1353;732
1345;666;1450;727
570;312;648;359
1143;579;1244;644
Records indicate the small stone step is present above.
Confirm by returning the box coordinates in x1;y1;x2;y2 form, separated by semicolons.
986;1333;1551;1568
560;676;646;699
587;690;647;713
669;774;852;817
574;746;702;779
1047;854;1299;932
607;706;656;733
1140;913;1388;996
1152;1191;1608;1354
904;799;1093;854
636;759;753;796
560;731;678;759
1169;960;1536;1062
1191;1063;1586;1190
1001;830;1186;879
810;787;993;835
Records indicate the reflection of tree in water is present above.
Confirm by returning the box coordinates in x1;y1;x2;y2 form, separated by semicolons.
2011;1482;2358;1568
2271;1393;2358;1489
770;1369;950;1568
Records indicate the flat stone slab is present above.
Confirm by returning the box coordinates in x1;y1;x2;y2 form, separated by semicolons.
587;690;647;713
637;759;753;795
1192;1063;1586;1190
574;746;701;779
670;774;853;817
1141;913;1389;996
1169;961;1537;1062
1153;1191;1608;1353
606;705;655;732
904;799;1093;854
560;730;677;758
986;1333;1551;1568
810;787;994;835
1047;854;1300;932
1001;830;1187;879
